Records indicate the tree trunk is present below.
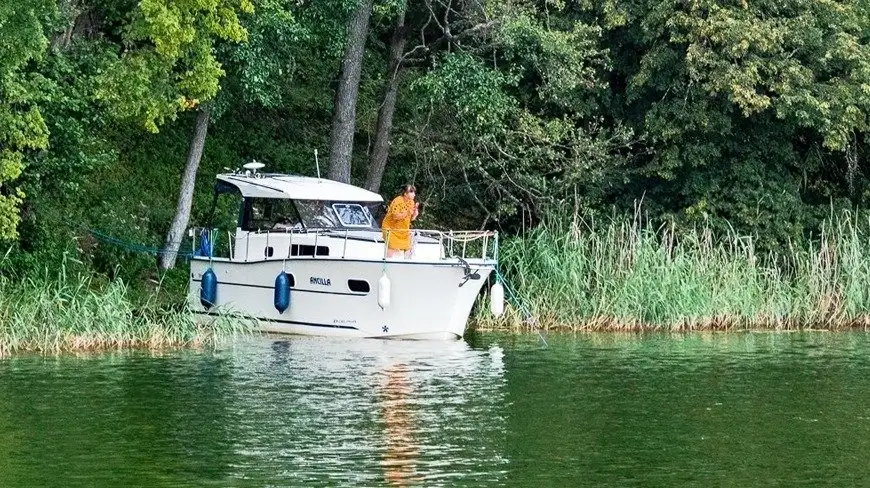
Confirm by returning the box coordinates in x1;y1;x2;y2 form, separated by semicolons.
159;106;211;271
328;0;374;183
365;3;407;193
50;0;78;51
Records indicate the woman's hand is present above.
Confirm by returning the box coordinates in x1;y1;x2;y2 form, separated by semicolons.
412;203;419;220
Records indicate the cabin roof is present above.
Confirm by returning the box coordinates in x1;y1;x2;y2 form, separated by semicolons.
216;173;384;202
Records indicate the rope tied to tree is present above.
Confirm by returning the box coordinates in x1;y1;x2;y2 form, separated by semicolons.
83;227;199;259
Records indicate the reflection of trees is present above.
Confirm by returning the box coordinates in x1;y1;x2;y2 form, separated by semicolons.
0;351;235;486
379;363;421;487
112;351;234;484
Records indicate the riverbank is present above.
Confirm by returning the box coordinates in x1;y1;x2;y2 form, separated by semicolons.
6;212;870;354
0;270;252;356
475;213;870;332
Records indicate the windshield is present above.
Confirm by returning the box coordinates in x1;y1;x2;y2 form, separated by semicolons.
332;203;374;227
243;198;303;231
242;199;384;231
292;200;383;231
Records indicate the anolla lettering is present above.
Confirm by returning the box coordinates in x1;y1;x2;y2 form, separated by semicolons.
310;276;331;286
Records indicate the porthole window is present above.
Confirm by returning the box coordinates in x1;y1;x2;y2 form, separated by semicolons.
348;280;370;293
291;244;330;257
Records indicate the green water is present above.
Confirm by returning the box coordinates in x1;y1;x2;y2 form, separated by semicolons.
1;332;869;487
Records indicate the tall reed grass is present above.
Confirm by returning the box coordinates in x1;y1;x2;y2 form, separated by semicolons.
0;266;253;356
478;211;870;331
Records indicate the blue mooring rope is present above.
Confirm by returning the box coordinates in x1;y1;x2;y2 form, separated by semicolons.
84;227;200;258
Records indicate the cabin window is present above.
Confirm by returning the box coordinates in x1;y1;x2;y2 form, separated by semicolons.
294;200;383;231
294;200;341;229
332;203;374;228
291;244;330;257
348;280;370;293
243;198;302;231
265;246;274;258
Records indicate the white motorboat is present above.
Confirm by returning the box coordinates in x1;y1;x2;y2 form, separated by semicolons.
188;164;500;339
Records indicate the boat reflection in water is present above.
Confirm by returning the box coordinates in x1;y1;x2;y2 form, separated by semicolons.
228;335;509;485
378;362;421;486
368;338;509;486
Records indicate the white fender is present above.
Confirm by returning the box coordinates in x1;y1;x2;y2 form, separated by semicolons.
490;281;505;318
378;272;391;309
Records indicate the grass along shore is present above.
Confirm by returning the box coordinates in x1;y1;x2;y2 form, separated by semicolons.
7;210;870;353
475;212;870;332
0;269;253;356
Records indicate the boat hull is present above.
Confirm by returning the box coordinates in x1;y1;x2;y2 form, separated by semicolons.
189;257;494;339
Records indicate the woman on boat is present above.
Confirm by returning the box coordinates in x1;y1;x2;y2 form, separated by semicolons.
382;184;419;258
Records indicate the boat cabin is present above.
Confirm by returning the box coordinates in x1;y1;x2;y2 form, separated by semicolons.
207;171;443;261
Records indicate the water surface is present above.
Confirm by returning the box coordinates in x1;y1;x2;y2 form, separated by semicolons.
1;332;869;486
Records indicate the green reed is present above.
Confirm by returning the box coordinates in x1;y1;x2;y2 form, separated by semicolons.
0;265;253;356
478;211;870;331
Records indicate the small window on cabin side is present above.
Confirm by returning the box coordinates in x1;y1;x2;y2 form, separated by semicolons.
348;280;370;293
291;244;330;257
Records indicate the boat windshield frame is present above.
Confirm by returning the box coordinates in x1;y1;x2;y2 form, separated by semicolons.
240;197;383;233
330;202;376;228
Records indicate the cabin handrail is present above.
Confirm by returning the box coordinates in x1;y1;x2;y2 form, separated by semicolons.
188;226;498;262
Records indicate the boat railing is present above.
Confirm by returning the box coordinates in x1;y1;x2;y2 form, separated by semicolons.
397;229;499;262
188;227;498;262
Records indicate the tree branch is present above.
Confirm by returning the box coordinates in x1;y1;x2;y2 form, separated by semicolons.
400;20;499;67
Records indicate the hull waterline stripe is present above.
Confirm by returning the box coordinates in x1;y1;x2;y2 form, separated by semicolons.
190;279;366;297
193;311;359;330
190;256;496;268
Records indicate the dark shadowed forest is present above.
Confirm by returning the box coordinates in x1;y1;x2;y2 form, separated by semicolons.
1;0;869;336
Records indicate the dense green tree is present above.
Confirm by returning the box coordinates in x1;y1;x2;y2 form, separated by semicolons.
0;1;55;239
96;0;253;132
1;0;868;283
328;0;375;183
90;0;255;269
597;0;870;246
364;0;407;193
394;1;633;227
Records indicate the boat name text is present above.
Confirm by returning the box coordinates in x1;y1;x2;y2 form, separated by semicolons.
310;276;332;286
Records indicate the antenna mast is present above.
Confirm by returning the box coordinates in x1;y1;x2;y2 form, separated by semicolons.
314;149;321;179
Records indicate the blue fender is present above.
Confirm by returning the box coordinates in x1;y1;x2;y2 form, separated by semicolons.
200;268;217;309
274;271;291;313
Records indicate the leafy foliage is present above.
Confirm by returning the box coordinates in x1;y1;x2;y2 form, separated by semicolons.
96;0;253;131
0;0;868;294
0;1;55;239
